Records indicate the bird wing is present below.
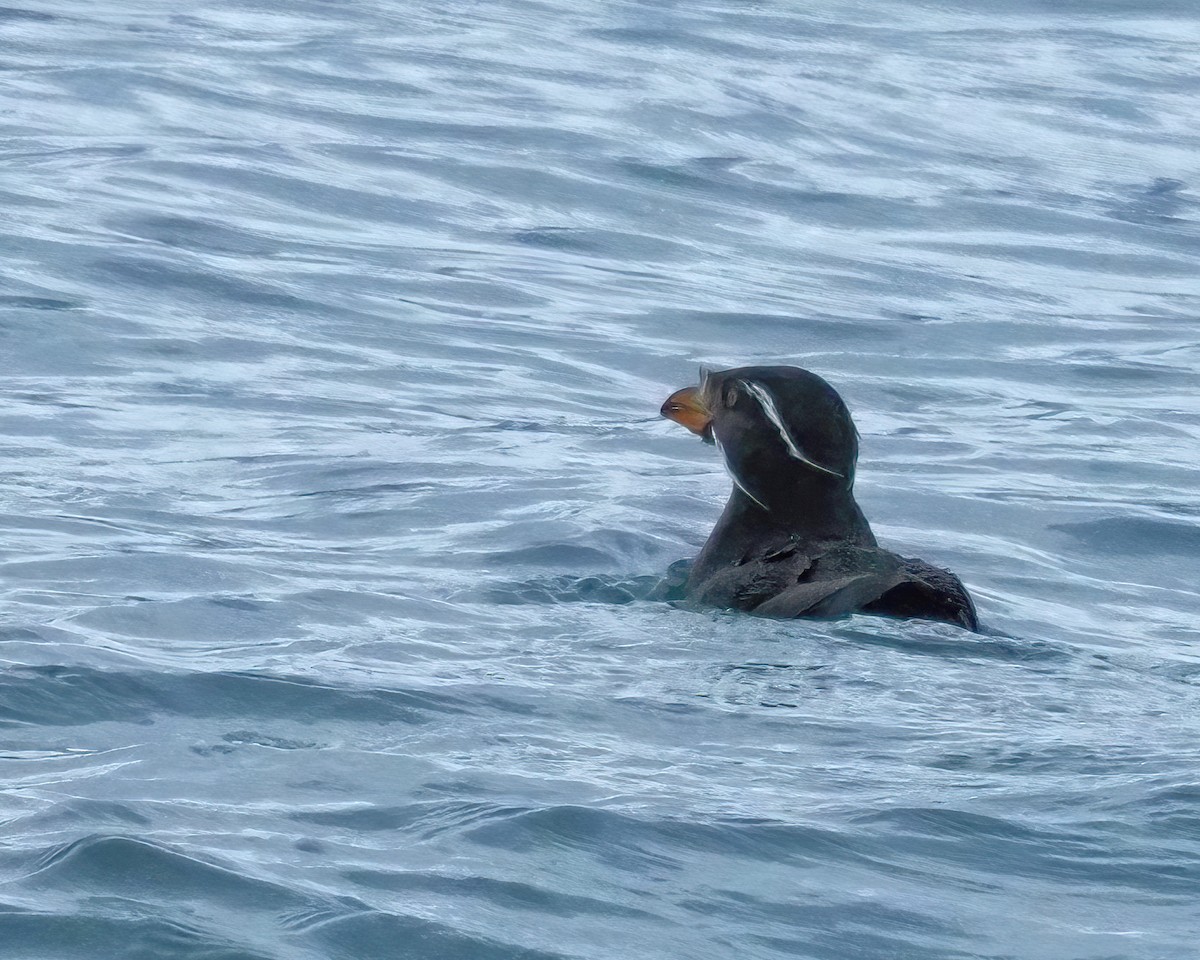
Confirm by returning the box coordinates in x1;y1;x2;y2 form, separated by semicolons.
862;557;978;631
751;570;905;620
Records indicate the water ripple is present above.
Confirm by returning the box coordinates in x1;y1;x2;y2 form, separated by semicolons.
2;1;1199;957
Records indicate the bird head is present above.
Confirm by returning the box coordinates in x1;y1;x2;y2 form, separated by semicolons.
661;365;858;511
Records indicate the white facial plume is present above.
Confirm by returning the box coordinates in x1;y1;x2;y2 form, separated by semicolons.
737;379;844;480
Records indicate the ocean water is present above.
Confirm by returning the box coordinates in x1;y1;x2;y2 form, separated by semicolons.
2;1;1199;957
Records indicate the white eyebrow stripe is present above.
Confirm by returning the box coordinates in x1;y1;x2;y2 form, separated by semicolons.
714;436;769;512
738;379;844;479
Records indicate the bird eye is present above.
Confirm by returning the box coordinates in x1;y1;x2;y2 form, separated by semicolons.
724;384;739;408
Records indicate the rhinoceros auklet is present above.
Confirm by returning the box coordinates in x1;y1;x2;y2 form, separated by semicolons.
660;365;978;631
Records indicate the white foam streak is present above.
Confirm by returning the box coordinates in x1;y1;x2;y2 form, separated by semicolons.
714;435;769;512
739;380;843;479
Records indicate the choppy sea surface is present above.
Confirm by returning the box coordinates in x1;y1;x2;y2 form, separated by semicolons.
3;1;1200;957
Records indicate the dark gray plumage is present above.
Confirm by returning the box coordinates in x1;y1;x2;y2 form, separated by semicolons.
660;365;978;631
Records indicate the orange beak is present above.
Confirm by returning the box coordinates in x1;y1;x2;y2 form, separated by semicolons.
660;385;712;436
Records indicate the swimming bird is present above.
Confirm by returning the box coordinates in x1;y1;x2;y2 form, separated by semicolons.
660;365;978;630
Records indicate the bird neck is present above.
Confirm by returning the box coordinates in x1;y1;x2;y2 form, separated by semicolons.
694;483;877;573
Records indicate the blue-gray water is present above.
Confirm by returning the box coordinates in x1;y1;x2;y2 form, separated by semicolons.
2;1;1199;957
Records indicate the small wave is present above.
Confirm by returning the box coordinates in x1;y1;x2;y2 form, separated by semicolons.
344;868;655;920
291;799;526;840
28;835;306;913
467;805;869;872
840;622;1073;664
0;911;275;960
1051;516;1200;557
457;573;668;606
303;909;570;960
0;666;465;728
856;807;1200;895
